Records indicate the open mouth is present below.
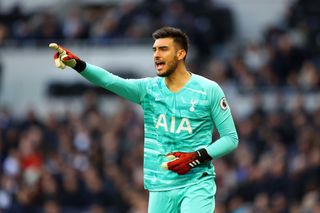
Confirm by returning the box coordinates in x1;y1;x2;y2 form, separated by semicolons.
155;61;165;70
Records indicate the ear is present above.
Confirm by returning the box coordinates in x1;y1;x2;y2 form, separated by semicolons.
176;49;186;61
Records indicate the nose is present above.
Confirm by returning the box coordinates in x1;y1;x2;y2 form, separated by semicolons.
153;49;160;58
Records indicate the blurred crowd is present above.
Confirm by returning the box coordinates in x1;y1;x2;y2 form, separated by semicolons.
215;95;320;213
201;0;320;91
0;94;147;213
0;0;233;58
1;0;320;213
1;0;320;91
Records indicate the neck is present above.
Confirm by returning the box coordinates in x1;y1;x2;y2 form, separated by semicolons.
165;63;191;92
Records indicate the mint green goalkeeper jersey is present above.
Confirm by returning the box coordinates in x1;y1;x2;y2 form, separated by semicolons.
81;63;238;191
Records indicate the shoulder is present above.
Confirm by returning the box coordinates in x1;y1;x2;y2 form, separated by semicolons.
146;76;162;86
136;76;160;85
192;74;222;91
141;76;163;91
192;74;226;105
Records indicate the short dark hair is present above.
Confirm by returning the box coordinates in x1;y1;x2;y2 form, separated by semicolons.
152;26;189;58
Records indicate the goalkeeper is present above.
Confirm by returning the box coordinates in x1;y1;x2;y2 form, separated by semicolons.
49;27;238;213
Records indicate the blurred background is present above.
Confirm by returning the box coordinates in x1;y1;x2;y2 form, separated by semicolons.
0;0;320;212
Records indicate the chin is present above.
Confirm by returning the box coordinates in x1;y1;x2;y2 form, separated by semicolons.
157;69;175;77
157;72;169;77
156;70;166;77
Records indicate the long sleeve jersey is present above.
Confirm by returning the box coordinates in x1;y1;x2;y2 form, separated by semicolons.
80;63;238;191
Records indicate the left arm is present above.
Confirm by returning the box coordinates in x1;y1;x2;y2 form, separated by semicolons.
206;83;238;159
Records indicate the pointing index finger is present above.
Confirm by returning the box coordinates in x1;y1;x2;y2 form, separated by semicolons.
49;43;65;54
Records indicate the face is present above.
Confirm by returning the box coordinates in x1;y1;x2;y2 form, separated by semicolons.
153;38;183;77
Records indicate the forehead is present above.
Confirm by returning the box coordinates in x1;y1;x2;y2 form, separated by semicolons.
153;37;175;48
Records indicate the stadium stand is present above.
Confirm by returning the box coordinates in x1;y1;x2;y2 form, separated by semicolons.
0;0;320;212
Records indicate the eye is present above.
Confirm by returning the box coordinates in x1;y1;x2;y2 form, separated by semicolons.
160;47;168;51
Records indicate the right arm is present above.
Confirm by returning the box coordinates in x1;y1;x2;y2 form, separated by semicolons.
80;63;147;104
48;43;147;104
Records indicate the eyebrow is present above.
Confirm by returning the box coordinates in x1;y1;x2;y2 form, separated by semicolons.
152;45;169;50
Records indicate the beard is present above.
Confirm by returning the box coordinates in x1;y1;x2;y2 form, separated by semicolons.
157;57;179;77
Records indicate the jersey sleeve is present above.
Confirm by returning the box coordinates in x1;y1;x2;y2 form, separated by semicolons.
205;82;238;159
80;63;148;104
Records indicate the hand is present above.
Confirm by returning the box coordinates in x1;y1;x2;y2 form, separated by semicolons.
162;149;212;175
49;43;80;69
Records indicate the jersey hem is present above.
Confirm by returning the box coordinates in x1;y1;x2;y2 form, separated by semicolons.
146;174;214;192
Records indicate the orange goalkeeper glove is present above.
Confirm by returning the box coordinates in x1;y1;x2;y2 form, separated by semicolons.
162;148;212;175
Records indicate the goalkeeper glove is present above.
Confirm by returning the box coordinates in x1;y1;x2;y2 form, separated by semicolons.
162;148;212;175
49;43;86;72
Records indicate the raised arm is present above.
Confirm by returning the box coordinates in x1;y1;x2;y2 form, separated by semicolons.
80;63;148;104
49;43;147;104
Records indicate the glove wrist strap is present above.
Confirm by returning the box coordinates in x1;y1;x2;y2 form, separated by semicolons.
197;148;212;162
73;60;87;73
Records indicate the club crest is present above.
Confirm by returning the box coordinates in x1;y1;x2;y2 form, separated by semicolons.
189;99;197;112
